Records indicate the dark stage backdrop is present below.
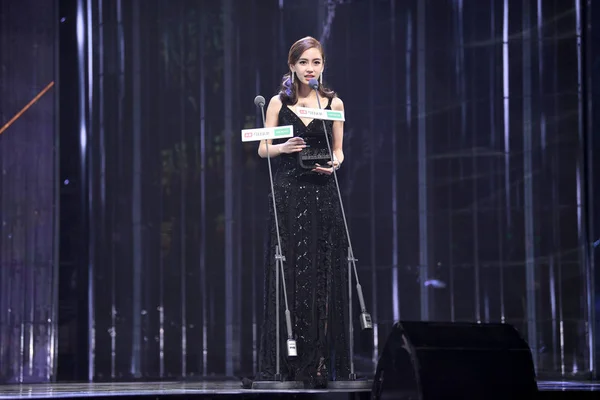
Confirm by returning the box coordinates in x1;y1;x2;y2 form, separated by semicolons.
56;0;597;381
592;0;600;376
0;0;59;384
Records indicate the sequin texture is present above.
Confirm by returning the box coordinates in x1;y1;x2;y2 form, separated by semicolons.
258;97;351;385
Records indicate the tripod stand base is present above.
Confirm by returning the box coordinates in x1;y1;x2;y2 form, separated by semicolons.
328;379;372;390
250;380;305;390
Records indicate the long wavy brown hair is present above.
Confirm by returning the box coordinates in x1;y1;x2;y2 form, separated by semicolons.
278;36;335;105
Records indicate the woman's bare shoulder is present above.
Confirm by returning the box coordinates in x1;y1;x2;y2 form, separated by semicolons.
331;96;344;110
269;95;282;106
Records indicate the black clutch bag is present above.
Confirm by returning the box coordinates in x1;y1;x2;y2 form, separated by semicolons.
297;132;332;169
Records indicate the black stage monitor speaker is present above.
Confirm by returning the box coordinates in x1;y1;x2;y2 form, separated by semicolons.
371;321;538;400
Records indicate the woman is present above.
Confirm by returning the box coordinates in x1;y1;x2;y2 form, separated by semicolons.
257;36;350;388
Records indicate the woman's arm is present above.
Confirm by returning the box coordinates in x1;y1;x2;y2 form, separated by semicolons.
312;96;344;175
258;96;283;158
258;95;306;158
331;96;345;165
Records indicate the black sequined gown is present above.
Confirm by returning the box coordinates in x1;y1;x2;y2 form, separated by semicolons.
258;97;351;384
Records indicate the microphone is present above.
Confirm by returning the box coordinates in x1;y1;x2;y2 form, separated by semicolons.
254;95;266;108
308;78;319;90
254;95;267;127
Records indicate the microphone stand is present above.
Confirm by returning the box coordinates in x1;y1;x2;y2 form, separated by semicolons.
310;81;373;386
252;97;302;390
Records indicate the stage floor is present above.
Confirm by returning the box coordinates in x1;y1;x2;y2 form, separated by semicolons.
0;380;598;399
0;381;372;399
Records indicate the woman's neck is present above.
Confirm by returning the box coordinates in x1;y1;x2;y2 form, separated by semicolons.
296;83;314;100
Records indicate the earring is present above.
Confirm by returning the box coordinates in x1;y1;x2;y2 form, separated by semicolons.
319;73;323;84
291;71;295;84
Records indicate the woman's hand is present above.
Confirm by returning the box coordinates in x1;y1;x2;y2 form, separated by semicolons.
312;160;341;175
280;137;306;154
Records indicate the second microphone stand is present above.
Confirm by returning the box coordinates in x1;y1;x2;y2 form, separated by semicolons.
310;82;373;387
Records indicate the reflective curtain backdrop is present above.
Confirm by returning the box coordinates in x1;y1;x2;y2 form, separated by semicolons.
66;0;596;381
0;0;59;384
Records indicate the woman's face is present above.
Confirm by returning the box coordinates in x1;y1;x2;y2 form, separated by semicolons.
291;47;323;86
